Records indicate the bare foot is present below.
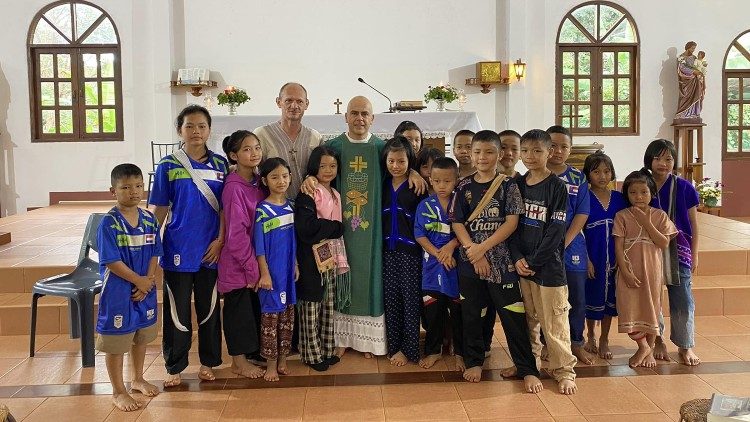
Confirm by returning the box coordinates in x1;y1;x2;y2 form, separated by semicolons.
198;365;216;381
572;346;595;365
336;347;347;358
231;357;265;379
264;365;279;382
463;366;482;383
540;345;549;361
641;352;657;368
389;351;408;367
363;352;374;359
679;348;701;366
130;379;159;397
629;346;651;368
598;339;613;360
558;378;577;395
419;353;441;369
277;356;290;375
524;375;544;393
653;339;670;361
163;373;181;388
112;393;141;412
500;365;517;378
454;355;466;372
584;336;598;355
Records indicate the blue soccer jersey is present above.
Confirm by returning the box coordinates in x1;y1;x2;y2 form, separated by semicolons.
254;200;297;313
414;195;458;298
150;151;228;272
97;207;163;335
557;165;590;272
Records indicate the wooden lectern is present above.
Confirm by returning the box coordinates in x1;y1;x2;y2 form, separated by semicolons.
672;122;706;184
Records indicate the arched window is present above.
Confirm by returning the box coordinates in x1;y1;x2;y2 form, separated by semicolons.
555;1;639;135
27;1;122;142
723;30;750;158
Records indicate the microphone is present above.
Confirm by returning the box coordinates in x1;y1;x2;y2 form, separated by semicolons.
357;77;394;113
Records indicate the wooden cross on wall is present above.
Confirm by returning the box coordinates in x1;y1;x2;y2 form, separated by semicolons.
334;98;342;114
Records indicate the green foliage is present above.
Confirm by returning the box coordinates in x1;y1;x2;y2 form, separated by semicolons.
217;88;250;106
424;84;458;103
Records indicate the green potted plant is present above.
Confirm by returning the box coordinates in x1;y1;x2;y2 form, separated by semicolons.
424;83;459;111
696;177;723;207
217;86;250;115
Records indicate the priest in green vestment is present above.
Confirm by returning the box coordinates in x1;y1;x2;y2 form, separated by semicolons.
325;96;388;357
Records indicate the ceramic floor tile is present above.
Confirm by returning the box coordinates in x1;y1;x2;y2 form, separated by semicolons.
585;413;672;422
376;355;448;373
0;356;82;386
536;380;582;416
0;397;46;420
698;373;750;397
704;335;750;360
726;315;750;327
303;385;384;421
455;379;551;420
323;352;379;375
381;383;467;421
0;357;24;379
23;394;115;422
627;374;718;413
66;353;160;384
695;316;750;336
134;391;230;422
666;337;742;363
220;388;306;421
551;417;587;422
566;377;660;415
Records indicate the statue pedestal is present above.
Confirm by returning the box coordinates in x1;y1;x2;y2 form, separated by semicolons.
672;122;706;184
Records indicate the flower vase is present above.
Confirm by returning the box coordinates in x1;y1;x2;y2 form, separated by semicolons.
228;103;238;116
436;99;446;112
704;197;718;207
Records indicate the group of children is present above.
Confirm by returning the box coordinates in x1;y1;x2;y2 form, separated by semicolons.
93;104;701;411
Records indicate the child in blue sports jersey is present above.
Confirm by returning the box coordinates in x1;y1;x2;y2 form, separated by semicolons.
151;105;229;387
96;164;162;412
545;125;593;365
414;157;462;370
254;157;298;382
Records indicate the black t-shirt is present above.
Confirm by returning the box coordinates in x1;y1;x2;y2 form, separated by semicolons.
509;173;568;287
449;174;523;283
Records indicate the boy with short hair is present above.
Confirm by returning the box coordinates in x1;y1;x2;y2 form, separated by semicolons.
546;125;593;365
450;130;541;392
483;128;523;356
511;129;578;395
415;157;463;370
498;130;522;178
96;163;162;411
452;129;475;179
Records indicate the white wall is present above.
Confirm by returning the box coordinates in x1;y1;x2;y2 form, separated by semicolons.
181;0;498;126
499;0;750;181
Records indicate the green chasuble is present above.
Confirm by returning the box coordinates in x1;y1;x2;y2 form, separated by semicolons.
326;133;385;317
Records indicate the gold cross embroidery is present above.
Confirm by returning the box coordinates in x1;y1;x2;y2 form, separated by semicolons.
349;156;367;173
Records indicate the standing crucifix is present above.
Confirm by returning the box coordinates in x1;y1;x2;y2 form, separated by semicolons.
334;98;342;114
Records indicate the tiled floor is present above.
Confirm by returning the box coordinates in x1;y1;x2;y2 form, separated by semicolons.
1;208;750;420
0;316;749;421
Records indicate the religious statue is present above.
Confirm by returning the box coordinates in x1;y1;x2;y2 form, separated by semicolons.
674;41;706;124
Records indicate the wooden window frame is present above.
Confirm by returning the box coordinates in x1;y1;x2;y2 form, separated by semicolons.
555;1;640;136
722;30;750;160
27;0;123;143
